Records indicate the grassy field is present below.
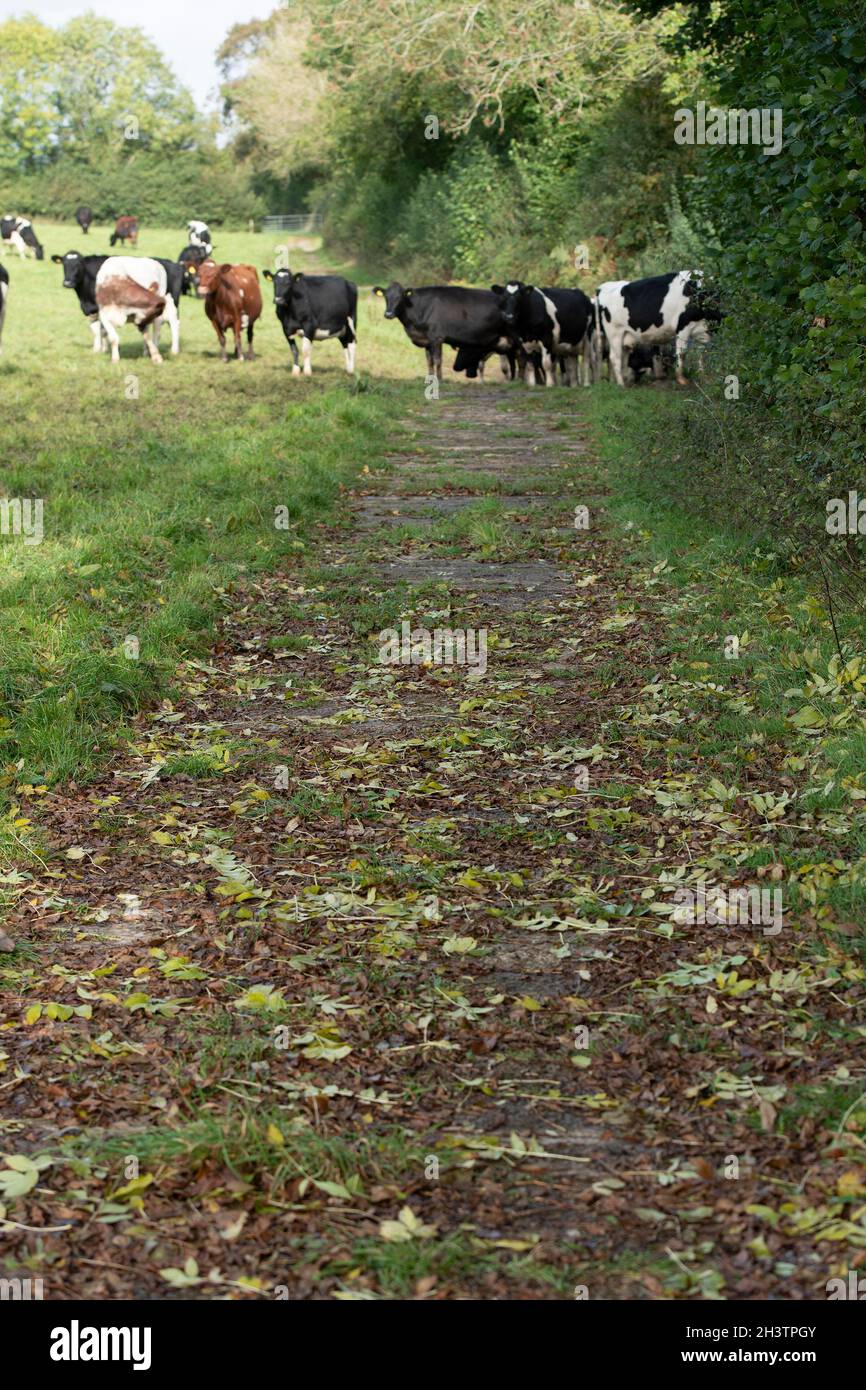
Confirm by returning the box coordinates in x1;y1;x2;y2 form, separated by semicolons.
0;221;428;859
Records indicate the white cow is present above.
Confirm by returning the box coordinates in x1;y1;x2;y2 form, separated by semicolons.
594;270;720;386
95;256;180;357
187;220;213;255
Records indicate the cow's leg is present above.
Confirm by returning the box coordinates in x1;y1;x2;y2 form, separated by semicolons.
88;316;103;353
431;341;443;380
477;356;486;383
523;349;537;387
246;321;255;362
301;335;313;375
213;317;228;361
100;312;121;364
606;330;627;386
285;334;300;374
163;299;180;355
339;329;355;373
424;345;435;378
541;338;556;388
499;352;514;380
138;322;163;364
674;329;692;386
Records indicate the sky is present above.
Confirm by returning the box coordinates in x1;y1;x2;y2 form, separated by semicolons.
5;0;269;108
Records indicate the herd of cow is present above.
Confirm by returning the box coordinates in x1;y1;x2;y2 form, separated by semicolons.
0;209;722;386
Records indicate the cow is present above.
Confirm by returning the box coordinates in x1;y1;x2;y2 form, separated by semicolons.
187;256;217;299
110;216;139;247
2;215;43;259
187;220;213;254
453;343;545;384
52;250;109;350
263;268;357;375
95;256;180;356
628;343;670;381
373;282;511;380
594;271;722;386
491;283;593;387
0;264;8;352
154;257;193;307
191;262;262;362
177;244;210;289
95;275;167;364
75;206;93;235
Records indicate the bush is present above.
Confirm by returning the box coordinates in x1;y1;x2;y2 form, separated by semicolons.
0;151;266;228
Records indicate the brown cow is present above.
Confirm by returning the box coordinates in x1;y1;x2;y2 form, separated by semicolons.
193;262;262;362
96;275;166;363
110;215;139;247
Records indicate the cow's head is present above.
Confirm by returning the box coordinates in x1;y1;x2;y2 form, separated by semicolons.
178;245;208;295
373;282;410;319
263;267;294;305
684;273;724;324
189;259;217;299
491;282;532;328
53;250;85;289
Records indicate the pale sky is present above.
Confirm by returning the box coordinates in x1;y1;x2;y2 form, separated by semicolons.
2;0;270;108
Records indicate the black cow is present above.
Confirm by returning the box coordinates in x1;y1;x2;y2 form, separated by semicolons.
52;250;108;350
0;263;8;351
263;267;357;375
374;282;512;380
177;245;210;293
75;206;93;235
453;343;545;384
491;282;593;387
154;258;192;306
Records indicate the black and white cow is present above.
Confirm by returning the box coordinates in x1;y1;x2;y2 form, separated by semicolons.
154;257;194;306
491;283;594;387
594;271;722;386
0;264;8;352
96;256;180;357
53;250;109;350
263;268;357;375
75;205;93;235
373;282;512;380
2;215;43;260
187;220;213;254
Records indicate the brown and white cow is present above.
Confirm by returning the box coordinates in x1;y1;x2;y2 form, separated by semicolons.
110;216;139;248
95;275;167;363
191;262;262;362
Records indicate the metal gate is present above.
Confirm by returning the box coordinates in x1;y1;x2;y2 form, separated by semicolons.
261;214;323;233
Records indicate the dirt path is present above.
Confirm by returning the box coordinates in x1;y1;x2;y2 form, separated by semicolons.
3;384;864;1300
